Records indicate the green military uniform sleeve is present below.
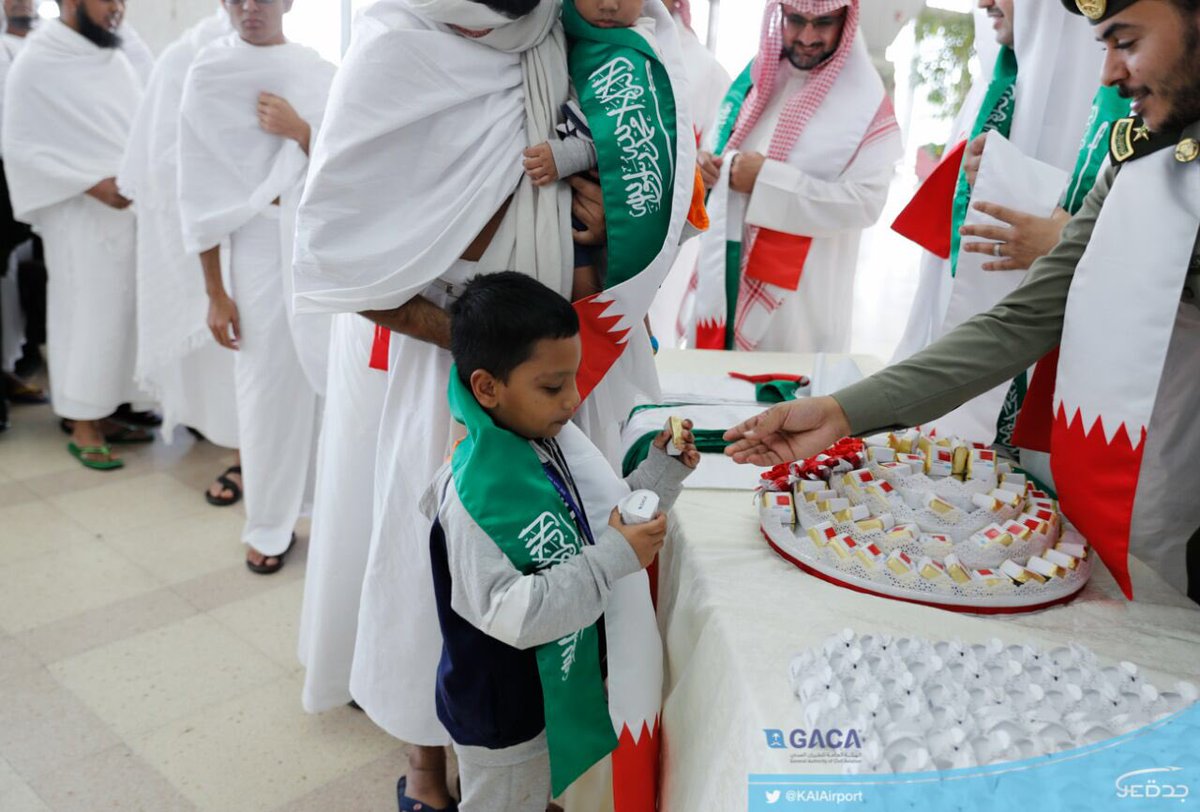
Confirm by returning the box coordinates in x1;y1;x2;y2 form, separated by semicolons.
834;163;1115;436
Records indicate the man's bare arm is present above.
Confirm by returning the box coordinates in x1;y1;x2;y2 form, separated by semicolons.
360;196;514;348
362;296;450;349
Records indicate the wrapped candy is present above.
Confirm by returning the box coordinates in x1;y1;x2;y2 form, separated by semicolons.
833;504;871;523
886;549;916;576
1041;544;1080;570
918;557;948;581
856;542;886;570
816;497;850;514
886;524;920;545
1027;556;1064;580
807;522;838;547
867;446;897;464
760;491;796;525
855;513;896;534
967;448;998;481
1056;541;1088;560
944;554;972;584
1001;560;1047;585
923;494;964;521
969;567;1006;588
971;524;1015;549
830;534;860;560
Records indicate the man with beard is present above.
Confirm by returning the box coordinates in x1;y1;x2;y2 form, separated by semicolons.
2;0;143;468
179;0;334;573
683;0;902;354
724;0;1200;606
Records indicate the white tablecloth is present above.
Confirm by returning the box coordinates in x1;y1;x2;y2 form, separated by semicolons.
652;350;1200;812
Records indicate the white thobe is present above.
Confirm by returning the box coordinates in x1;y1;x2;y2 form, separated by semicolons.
730;63;901;353
2;21;143;420
178;35;334;555
118;11;237;447
297;313;387;712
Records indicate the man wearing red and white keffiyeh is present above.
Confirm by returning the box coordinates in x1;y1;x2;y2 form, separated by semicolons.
683;0;902;353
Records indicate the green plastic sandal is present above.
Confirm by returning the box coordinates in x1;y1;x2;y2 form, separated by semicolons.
67;442;124;471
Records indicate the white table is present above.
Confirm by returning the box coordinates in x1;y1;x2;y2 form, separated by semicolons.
651;350;1200;812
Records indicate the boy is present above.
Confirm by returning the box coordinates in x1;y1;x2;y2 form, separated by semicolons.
423;271;698;811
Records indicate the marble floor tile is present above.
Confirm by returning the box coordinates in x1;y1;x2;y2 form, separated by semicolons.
0;668;121;781
209;578;305;674
103;509;247;586
27;745;197;812
0;543;162;634
47;473;211;537
130;675;402;812
49;614;287;739
0;500;98;568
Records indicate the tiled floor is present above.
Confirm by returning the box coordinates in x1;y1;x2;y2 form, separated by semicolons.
0;399;410;812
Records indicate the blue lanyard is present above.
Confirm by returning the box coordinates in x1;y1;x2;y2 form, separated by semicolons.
543;464;596;548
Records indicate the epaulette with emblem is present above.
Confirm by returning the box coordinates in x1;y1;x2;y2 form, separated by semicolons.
1110;116;1181;164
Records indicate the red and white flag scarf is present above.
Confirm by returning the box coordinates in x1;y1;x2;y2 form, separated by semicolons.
1049;147;1200;598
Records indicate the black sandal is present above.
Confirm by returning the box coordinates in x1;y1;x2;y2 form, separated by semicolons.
113;404;163;427
205;465;243;507
245;534;295;575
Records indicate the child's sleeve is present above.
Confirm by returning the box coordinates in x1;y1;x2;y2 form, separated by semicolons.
441;482;642;651
548;138;597;179
625;444;692;513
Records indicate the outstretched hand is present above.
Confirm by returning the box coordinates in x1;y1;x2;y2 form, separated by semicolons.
723;397;851;467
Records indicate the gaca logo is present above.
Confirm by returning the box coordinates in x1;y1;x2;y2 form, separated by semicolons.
764;728;864;750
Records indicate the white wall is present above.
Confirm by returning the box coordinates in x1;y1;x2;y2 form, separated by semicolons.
124;0;217;54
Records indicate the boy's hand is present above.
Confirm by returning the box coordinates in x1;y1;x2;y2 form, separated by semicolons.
653;417;700;469
524;143;559;187
609;508;667;569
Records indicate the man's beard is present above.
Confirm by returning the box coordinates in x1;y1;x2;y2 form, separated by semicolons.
1118;25;1200;132
5;15;34;34
1160;26;1200;131
75;4;122;49
783;43;835;71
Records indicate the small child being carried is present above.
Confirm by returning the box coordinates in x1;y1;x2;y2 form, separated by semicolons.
522;0;660;302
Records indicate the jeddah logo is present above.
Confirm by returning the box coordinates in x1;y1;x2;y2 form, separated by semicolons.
1115;767;1190;801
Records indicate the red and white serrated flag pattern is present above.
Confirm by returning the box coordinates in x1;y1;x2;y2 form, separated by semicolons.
1050;147;1200;599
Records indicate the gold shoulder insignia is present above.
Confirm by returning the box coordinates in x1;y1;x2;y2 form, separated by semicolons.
1076;0;1106;19
1177;138;1199;164
1110;117;1136;163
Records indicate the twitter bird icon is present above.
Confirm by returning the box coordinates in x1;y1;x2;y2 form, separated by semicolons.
765;789;782;804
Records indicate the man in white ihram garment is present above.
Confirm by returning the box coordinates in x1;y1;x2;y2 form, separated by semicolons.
117;7;242;502
292;0;572;804
178;0;333;574
2;0;143;470
683;0;903;354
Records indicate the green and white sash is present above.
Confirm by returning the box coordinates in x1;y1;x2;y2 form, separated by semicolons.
949;46;1017;279
448;368;616;795
563;1;693;402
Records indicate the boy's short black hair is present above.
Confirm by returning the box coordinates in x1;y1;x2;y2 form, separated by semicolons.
450;272;580;387
469;0;542;18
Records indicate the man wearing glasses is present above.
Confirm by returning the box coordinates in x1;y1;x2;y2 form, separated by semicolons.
684;0;901;354
179;0;335;573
